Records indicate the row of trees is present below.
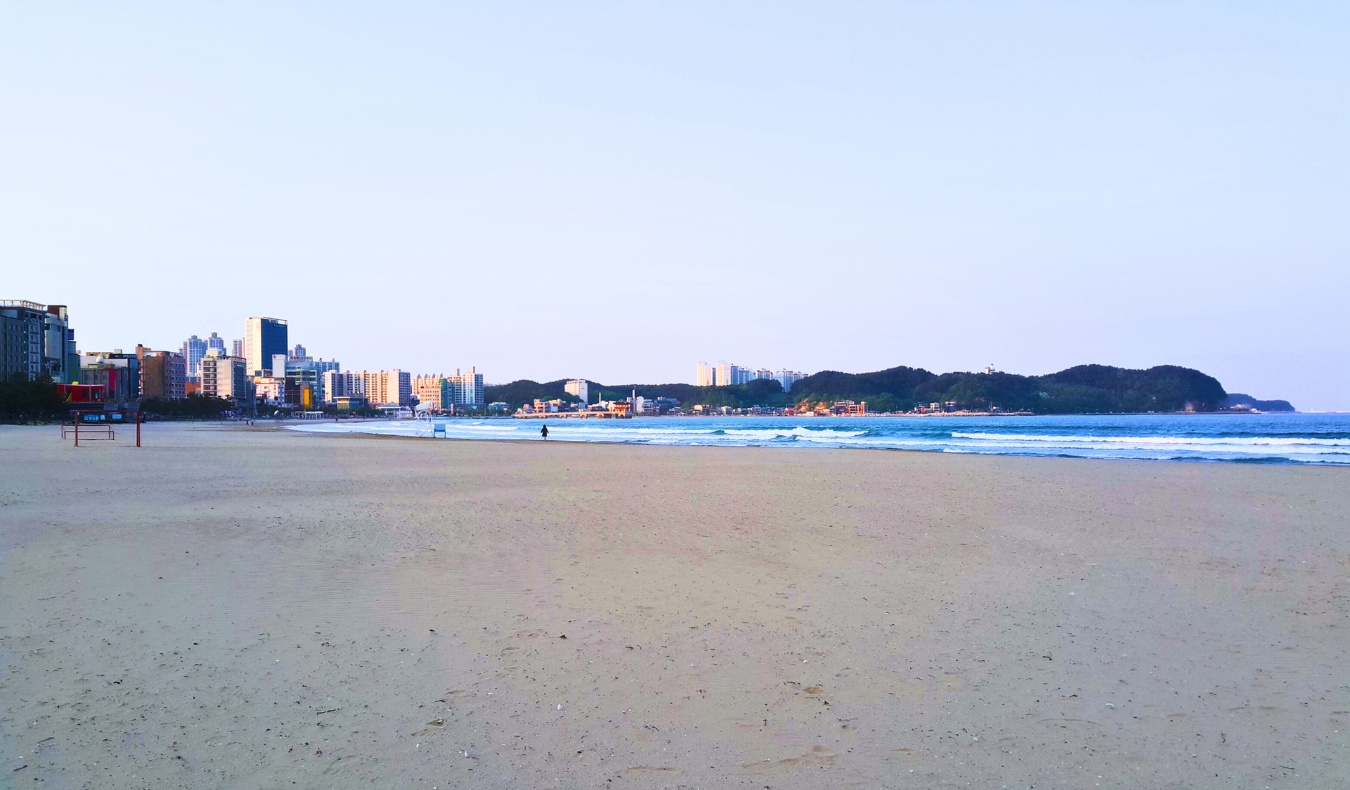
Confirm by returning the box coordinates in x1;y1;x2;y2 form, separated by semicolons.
0;374;240;423
0;375;67;423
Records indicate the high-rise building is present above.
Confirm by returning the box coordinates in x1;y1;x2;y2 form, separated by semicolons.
443;367;485;409
0;301;72;382
328;370;410;407
207;332;226;354
136;345;187;400
775;370;806;393
715;362;752;386
0;301;76;382
244;317;288;377
291;344;307;358
201;349;251;402
181;335;207;381
231;338;244;358
564;379;589;404
698;360;805;391
323;370;359;402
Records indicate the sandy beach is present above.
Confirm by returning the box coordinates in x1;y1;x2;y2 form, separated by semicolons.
1;423;1347;788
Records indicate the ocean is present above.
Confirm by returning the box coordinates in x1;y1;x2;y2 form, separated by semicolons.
289;412;1350;465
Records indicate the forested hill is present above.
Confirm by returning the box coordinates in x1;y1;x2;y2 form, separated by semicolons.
485;364;1235;414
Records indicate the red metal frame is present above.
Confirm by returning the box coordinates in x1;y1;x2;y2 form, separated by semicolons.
67;409;141;447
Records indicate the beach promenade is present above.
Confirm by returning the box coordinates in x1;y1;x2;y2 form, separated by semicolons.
1;423;1346;788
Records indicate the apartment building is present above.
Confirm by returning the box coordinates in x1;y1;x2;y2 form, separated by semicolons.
201;350;251;402
324;370;411;407
136;345;187;399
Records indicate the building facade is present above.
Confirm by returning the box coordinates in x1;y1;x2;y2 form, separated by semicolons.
775;369;806;393
244;317;288;377
201;350;251;402
136;345;187;400
330;370;411;407
413;375;444;410
181;335;207;381
696;362;716;387
715;362;752;386
0;301;76;382
443;367;485;409
79;351;141;402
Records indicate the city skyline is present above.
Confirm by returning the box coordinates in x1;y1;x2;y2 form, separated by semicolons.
4;5;1346;409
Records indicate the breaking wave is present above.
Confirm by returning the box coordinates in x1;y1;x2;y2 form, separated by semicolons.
288;413;1350;465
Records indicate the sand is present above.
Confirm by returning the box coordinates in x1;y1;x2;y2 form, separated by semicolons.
1;422;1347;788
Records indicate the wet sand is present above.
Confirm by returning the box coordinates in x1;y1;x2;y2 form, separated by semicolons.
1;423;1347;788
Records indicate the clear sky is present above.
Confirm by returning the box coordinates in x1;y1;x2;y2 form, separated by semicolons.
3;2;1346;409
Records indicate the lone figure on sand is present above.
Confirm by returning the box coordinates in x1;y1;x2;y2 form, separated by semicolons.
540;424;549;440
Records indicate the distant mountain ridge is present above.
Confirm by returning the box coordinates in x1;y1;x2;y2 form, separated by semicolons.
485;363;1275;414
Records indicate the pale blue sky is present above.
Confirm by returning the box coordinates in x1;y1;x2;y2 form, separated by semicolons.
3;3;1346;408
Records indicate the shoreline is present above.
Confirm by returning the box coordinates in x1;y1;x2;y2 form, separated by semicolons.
282;413;1350;466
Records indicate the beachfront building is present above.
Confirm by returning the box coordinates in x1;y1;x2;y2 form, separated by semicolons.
442;368;485;410
323;370;359;402
0;301;77;383
244;317;288;377
832;400;867;416
336;370;411;407
136;345;187;400
565;379;589;405
201;350;251;403
413;375;444;411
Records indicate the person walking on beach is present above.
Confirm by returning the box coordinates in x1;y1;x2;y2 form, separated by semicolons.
541;424;549;440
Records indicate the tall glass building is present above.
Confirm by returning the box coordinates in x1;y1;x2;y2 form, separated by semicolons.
243;317;288;377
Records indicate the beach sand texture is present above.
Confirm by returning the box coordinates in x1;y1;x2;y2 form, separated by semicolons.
1;423;1347;788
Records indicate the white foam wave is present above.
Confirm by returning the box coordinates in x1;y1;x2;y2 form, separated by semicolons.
286;419;1350;464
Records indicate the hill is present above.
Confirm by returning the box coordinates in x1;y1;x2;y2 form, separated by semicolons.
485;364;1236;414
1221;393;1296;412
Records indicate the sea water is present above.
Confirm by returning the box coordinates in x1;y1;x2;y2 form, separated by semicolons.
289;413;1350;464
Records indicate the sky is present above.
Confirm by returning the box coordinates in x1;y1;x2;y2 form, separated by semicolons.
2;2;1347;409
